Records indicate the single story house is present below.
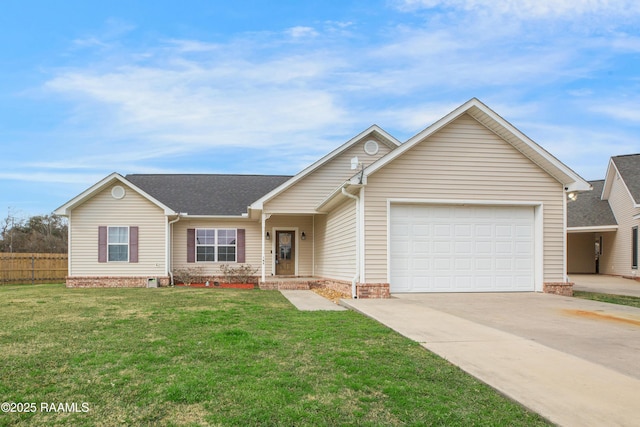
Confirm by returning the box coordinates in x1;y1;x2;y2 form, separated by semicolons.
568;154;640;278
55;98;591;297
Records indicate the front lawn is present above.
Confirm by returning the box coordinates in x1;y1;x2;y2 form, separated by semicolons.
0;284;547;426
573;290;640;308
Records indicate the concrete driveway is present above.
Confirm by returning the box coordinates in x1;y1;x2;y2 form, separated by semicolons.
342;292;640;427
571;273;640;297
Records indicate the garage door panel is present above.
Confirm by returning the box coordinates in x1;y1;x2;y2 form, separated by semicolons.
434;258;451;270
434;224;452;237
413;242;430;254
475;224;493;237
390;204;534;293
455;241;473;254
496;239;515;252
516;241;532;255
455;258;472;271
434;276;452;289
434;241;451;254
495;225;514;238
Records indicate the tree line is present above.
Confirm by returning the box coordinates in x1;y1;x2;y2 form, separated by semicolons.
0;211;68;253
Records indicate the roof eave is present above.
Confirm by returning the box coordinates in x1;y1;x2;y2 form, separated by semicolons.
182;213;251;220
567;225;619;233
316;181;363;212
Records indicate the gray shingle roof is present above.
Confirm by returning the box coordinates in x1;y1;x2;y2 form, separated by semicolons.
612;154;640;204
567;180;617;228
125;174;292;216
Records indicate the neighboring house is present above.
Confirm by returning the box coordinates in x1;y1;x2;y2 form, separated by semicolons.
55;98;590;297
568;154;640;278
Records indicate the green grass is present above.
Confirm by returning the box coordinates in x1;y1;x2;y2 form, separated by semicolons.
0;284;548;426
573;290;640;308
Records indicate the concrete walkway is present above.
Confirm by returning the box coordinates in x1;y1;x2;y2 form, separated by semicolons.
341;294;640;427
571;274;640;297
280;290;346;311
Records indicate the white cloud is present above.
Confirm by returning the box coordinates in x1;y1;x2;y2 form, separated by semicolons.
26;5;640;186
287;26;319;38
44;37;350;165
395;0;640;19
590;101;640;123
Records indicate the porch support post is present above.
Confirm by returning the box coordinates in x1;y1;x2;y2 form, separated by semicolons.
261;213;270;283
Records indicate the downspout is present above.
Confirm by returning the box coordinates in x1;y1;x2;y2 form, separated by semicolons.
342;187;360;298
67;211;72;277
167;214;182;286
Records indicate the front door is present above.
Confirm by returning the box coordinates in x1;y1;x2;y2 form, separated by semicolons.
275;230;295;275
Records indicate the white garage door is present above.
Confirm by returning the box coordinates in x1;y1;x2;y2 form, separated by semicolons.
390;204;534;292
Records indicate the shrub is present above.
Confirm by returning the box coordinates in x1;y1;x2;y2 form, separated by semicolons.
172;266;204;285
220;264;258;283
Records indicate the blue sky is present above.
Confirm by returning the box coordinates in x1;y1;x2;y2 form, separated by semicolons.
2;0;640;216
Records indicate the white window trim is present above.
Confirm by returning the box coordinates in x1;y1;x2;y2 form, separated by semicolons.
195;228;238;263
108;226;130;263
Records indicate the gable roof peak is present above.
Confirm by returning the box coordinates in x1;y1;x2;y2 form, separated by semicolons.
361;98;591;192
250;124;401;210
606;154;640;205
54;172;176;216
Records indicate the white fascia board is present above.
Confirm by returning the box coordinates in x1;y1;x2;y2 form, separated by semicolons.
54;172;177;216
250;125;400;210
567;225;619;233
601;159;617;200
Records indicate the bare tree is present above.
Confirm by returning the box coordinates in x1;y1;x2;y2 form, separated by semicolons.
0;210;67;253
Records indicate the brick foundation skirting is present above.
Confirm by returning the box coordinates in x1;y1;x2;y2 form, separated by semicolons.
356;283;390;299
259;278;390;298
543;282;574;297
66;276;171;288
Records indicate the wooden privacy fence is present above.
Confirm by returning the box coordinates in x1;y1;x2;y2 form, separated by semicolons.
0;253;68;284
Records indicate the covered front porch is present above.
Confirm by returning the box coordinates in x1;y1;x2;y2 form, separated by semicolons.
259;214;316;281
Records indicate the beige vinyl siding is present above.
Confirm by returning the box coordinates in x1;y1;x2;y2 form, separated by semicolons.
70;184;167;276
363;113;565;284
265;136;392;213
601;176;640;275
314;199;356;281
172;215;313;277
